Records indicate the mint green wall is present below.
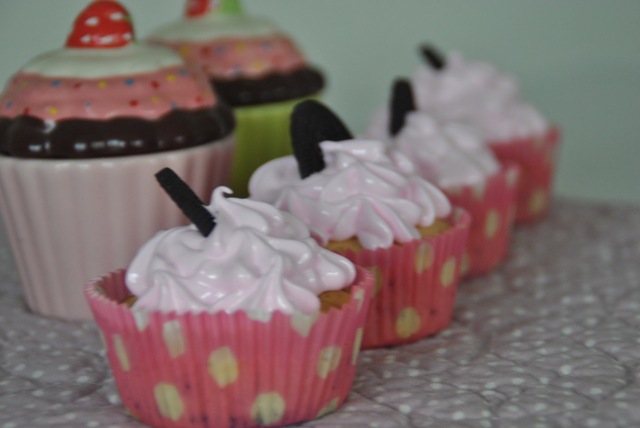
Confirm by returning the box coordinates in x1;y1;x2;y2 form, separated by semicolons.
1;1;638;203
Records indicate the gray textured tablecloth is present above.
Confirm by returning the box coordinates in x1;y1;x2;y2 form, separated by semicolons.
1;198;639;428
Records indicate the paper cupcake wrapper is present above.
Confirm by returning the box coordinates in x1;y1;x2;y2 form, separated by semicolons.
488;127;561;224
442;163;520;277
85;267;373;428
0;137;234;321
229;95;320;197
329;210;470;349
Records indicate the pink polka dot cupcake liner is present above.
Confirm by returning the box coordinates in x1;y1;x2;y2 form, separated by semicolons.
442;162;521;277
330;209;470;349
488;127;561;224
84;267;374;428
0;137;234;321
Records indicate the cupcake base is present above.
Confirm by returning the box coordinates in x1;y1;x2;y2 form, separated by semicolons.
488;127;560;224
85;268;373;428
442;163;520;277
0;137;234;321
230;95;319;197
328;210;470;349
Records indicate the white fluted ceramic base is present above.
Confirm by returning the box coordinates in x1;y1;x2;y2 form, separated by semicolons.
0;137;234;321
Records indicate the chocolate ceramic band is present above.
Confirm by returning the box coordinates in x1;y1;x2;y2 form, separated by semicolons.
0;105;234;159
212;66;324;107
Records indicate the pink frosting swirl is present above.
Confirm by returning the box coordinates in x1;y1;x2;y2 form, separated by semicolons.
366;109;499;187
126;187;355;316
249;140;451;250
411;52;549;141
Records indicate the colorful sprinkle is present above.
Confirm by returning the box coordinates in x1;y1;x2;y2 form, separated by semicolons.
166;74;176;83
124;78;135;86
5;101;13;109
48;107;59;116
51;80;62;87
171;103;178;110
84;101;93;108
129;100;139;107
179;46;191;57
214;46;226;56
20;82;29;89
22;107;30;115
150;96;160;104
73;83;83;89
179;69;189;76
151;80;160;89
98;81;108;88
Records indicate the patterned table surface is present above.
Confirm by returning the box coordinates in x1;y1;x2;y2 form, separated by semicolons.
1;198;639;428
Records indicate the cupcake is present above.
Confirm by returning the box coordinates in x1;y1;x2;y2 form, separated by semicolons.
0;0;235;320
149;0;325;196
411;45;560;223
249;100;470;349
366;79;520;276
85;168;373;428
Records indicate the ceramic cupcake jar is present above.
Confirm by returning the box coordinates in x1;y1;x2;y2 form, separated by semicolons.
85;169;373;427
411;45;560;223
0;1;235;320
149;0;325;196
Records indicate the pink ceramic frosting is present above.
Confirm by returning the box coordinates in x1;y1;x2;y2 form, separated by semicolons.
366;109;500;187
151;36;306;80
126;187;355;317
148;9;309;80
411;52;549;142
249;139;452;250
0;64;215;121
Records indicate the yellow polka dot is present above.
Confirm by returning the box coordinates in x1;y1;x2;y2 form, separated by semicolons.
506;168;520;188
48;107;58;116
371;266;383;296
317;346;342;379
98;81;108;88
473;181;486;200
351;328;363;365
166;74;177;83
316;397;340;418
460;252;470;277
132;310;150;332
290;312;319;337
529;189;547;215
154;383;184;421
113;334;130;372
208;346;238;388
251;392;286;426
163;321;186;359
250;59;267;72
353;288;366;312
234;42;249;54
440;258;457;287
485;210;500;239
415;242;434;274
395;307;421;338
150;95;161;104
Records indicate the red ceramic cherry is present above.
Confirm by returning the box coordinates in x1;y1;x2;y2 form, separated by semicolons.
65;0;134;49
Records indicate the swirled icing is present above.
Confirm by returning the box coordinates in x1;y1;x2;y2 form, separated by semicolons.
366;109;499;187
411;52;549;141
126;187;355;316
249;140;451;250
